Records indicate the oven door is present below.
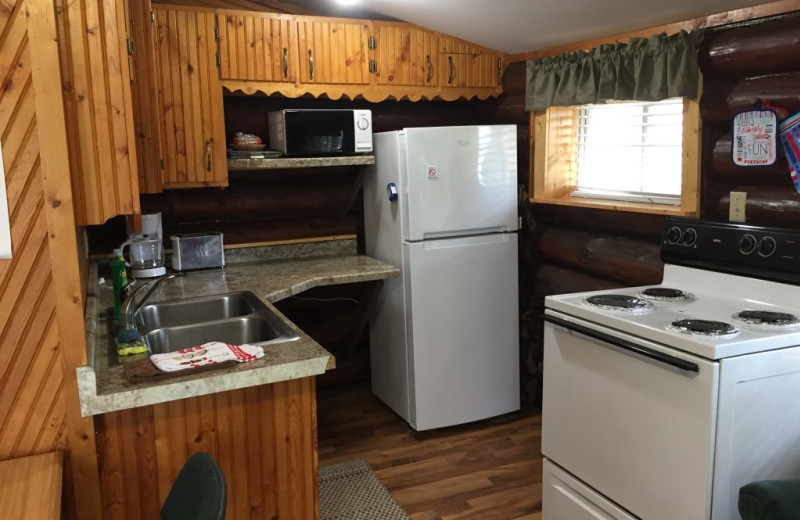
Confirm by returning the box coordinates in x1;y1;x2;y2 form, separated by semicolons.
543;310;719;520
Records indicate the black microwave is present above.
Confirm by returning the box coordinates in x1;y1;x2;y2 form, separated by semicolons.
267;109;373;156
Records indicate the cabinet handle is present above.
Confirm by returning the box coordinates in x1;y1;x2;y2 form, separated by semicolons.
308;49;314;81
426;55;433;83
497;57;502;86
283;47;288;79
447;55;454;85
206;140;212;172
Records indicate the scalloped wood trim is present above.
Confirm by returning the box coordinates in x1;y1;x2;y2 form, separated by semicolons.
221;80;502;102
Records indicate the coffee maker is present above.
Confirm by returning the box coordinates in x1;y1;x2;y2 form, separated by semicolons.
121;213;167;278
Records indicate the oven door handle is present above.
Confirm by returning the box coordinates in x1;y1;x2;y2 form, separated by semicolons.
544;314;700;373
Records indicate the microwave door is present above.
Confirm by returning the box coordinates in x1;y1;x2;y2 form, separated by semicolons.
284;111;354;156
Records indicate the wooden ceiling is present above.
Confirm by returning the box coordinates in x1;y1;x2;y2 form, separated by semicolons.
152;0;313;14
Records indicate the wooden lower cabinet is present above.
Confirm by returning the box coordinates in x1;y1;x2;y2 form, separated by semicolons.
95;377;319;520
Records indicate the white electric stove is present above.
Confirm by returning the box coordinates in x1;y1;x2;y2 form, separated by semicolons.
542;217;800;520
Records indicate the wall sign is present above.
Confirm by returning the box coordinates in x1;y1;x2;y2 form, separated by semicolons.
732;108;779;167
0;141;10;259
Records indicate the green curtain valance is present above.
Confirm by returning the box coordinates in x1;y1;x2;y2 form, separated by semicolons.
525;30;703;111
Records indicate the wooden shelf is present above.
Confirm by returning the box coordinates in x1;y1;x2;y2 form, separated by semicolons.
227;155;375;171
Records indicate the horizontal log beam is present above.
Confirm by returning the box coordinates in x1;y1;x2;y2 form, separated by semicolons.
717;185;800;227
699;15;800;77
526;203;667;240
531;264;622;308
708;131;790;181
538;226;664;286
141;174;357;221
700;71;800;123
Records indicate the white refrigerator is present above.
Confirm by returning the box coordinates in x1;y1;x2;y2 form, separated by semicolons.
364;125;520;431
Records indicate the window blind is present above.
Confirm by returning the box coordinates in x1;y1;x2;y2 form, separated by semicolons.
572;98;684;205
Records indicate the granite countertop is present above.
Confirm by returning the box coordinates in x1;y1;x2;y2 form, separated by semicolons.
77;240;400;416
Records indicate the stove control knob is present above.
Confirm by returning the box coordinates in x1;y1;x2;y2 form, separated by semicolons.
682;228;697;247
666;226;683;245
758;236;777;257
739;234;757;255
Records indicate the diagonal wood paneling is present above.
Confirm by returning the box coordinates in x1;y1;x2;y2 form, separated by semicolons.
0;0;68;465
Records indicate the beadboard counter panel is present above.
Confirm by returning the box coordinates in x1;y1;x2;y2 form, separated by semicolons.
78;250;399;416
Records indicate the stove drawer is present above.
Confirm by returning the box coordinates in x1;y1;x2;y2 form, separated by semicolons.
543;459;637;520
543;311;719;520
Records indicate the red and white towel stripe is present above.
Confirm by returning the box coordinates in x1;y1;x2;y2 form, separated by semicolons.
149;341;265;372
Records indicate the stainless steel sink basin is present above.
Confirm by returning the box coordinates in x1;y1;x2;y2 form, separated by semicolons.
143;314;299;354
108;291;300;362
136;292;266;332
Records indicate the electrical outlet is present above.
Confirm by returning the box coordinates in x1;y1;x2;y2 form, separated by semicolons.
729;191;747;223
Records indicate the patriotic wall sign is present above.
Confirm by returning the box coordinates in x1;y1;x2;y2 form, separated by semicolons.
732;109;779;167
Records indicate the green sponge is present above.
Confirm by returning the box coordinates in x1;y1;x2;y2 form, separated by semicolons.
116;328;147;356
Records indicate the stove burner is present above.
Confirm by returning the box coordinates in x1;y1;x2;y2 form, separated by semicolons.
638;287;696;302
733;310;800;327
583;294;654;313
667;319;739;337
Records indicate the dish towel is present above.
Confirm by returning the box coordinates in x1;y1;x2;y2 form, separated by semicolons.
150;341;265;372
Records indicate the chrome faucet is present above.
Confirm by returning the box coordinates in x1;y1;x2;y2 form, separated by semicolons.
120;274;176;330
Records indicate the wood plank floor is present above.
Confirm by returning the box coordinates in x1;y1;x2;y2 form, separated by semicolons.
317;385;543;520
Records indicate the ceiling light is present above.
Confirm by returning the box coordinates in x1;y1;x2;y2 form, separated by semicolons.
336;0;360;5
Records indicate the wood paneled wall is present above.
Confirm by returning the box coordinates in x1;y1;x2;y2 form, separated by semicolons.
1;1;105;518
0;0;68;467
699;13;800;224
96;378;318;520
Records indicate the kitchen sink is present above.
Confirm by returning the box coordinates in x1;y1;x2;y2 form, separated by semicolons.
136;291;266;332
109;291;299;363
143;314;298;354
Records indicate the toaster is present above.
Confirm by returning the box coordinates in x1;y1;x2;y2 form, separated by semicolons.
170;233;225;271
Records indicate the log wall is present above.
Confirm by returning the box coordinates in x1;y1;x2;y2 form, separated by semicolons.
699;13;800;225
491;11;800;410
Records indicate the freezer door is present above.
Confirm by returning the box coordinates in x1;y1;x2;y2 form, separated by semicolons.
402;125;517;241
404;232;519;431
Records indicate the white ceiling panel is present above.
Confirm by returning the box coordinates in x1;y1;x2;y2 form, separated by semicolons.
289;0;777;53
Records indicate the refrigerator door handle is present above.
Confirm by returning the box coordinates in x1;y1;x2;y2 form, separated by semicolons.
421;226;512;241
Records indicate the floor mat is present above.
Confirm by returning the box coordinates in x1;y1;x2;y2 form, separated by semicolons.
319;459;409;520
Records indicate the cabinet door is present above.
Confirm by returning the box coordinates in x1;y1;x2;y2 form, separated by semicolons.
56;0;141;224
373;22;437;87
297;17;370;85
128;0;163;193
217;11;296;82
439;36;502;88
154;7;227;188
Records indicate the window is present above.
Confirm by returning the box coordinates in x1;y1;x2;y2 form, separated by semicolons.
531;97;700;215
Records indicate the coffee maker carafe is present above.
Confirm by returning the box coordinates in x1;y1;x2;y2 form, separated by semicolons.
122;212;166;278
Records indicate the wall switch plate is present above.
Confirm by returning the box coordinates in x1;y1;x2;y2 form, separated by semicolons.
729;191;747;223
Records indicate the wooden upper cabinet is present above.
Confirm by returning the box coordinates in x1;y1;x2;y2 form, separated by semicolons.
439;35;503;89
128;0;163;194
217;11;297;82
297;18;371;85
153;7;227;189
373;22;437;87
56;0;141;225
